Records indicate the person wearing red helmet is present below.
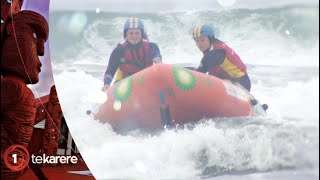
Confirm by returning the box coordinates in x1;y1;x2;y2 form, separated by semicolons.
102;17;162;92
193;24;251;91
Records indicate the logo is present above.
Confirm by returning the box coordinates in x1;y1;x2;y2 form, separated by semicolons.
31;154;78;164
3;145;30;171
172;67;196;91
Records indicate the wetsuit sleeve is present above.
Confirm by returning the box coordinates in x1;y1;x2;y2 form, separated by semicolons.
202;49;226;67
196;49;226;73
103;45;123;85
149;42;162;61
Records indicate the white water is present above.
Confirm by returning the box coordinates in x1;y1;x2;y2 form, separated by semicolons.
49;3;319;179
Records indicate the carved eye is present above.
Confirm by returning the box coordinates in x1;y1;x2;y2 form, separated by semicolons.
33;33;37;39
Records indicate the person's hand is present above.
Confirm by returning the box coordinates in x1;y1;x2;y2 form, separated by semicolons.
101;85;110;92
153;57;162;64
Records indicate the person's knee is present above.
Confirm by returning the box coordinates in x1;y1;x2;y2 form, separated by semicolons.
243;80;251;92
238;75;251;92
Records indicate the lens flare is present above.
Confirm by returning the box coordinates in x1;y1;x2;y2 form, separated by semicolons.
87;91;108;104
68;12;88;36
96;8;100;14
285;30;291;35
113;100;122;111
217;0;237;8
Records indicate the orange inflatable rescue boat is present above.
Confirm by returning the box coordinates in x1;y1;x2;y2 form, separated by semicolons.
94;64;266;132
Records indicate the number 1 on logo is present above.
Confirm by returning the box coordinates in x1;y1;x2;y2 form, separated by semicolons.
12;154;17;164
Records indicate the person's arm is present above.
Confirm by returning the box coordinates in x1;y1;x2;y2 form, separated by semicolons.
103;45;123;90
196;61;207;73
196;49;226;74
149;42;162;64
202;49;226;67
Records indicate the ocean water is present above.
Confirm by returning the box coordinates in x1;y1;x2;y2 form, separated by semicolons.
49;1;319;179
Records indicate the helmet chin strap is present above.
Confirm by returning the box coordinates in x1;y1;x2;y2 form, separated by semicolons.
126;38;143;46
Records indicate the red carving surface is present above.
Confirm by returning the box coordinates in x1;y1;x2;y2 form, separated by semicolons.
1;2;49;178
41;86;63;158
1;0;23;40
1;10;49;84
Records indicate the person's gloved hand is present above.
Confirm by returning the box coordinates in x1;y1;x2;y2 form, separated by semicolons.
153;57;162;64
101;84;110;92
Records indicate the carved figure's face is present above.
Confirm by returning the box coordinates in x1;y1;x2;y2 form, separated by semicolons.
1;10;48;84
